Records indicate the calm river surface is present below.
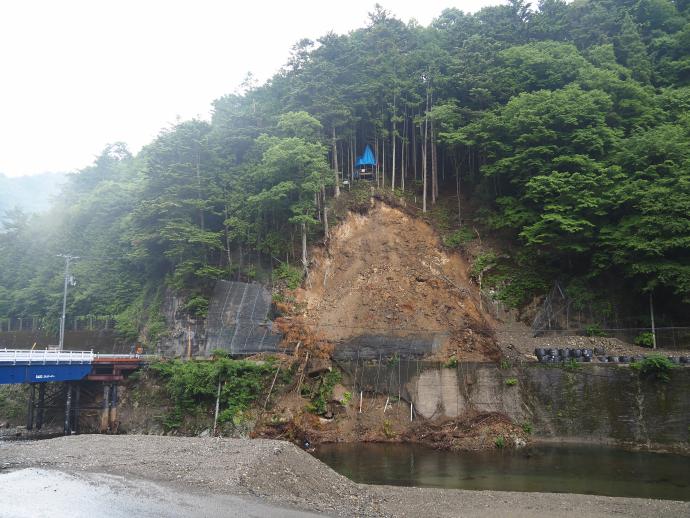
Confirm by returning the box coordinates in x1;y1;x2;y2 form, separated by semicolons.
313;442;690;501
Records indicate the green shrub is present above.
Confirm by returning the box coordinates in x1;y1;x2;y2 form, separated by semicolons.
444;356;458;368
634;332;655;348
495;435;506;448
470;251;498;281
151;358;274;430
505;377;518;386
183;295;209;317
309;369;342;415
584;324;606;337
388;353;400;367
631;355;676;383
443;227;474;249
273;263;303;290
521;422;533;435
383;419;396;438
342;391;352;405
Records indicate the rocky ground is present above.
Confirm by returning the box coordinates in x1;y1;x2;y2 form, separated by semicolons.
1;435;688;517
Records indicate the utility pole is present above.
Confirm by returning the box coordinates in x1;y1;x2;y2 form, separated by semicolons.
57;254;79;350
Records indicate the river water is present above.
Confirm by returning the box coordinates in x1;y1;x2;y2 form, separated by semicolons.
313;442;690;501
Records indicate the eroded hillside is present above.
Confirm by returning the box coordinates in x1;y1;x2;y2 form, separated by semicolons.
300;202;500;362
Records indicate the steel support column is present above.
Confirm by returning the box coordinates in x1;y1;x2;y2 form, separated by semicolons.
64;383;73;435
36;384;46;430
73;383;81;434
26;383;36;430
109;383;118;433
100;383;110;432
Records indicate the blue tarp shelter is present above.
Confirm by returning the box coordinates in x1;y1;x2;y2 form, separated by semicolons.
355;145;377;167
354;145;376;180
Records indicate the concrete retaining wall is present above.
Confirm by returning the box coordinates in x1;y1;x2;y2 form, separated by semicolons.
405;363;690;448
331;360;690;449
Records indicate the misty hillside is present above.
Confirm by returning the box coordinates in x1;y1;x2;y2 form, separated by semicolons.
0;172;66;216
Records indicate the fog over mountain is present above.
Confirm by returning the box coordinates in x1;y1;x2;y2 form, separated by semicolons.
0;172;66;216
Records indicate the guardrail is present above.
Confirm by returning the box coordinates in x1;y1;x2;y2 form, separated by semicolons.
0;348;95;365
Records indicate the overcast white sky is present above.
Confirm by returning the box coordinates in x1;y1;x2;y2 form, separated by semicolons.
0;1;501;177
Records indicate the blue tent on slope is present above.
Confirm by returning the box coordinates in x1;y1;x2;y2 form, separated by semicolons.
354;144;376;180
355;144;377;167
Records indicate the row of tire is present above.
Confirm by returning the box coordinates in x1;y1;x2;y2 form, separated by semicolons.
535;348;601;360
535;348;690;364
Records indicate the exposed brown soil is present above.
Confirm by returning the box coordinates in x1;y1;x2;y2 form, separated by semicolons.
299;202;500;362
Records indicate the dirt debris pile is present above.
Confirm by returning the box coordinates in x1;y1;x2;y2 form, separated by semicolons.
300;202;499;362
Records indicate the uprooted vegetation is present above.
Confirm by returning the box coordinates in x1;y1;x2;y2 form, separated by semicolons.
108;350;531;453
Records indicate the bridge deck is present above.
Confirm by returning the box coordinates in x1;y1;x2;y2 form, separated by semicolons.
0;348;147;384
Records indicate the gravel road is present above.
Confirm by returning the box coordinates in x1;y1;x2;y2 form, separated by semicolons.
1;435;688;518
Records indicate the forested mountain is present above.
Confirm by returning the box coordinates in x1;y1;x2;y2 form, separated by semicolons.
1;0;689;341
0;172;66;217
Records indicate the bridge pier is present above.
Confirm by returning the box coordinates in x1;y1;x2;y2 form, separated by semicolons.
36;384;45;429
62;383;82;435
100;383;118;433
25;383;49;431
74;383;80;434
64;383;72;434
26;383;35;430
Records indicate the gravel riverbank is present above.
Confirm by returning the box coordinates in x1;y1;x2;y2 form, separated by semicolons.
1;435;688;517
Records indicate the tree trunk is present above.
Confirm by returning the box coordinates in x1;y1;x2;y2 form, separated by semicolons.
323;206;329;242
374;135;379;187
412;112;418;182
237;243;243;281
650;291;657;350
400;113;405;191
391;93;396;192
422;124;428;213
301;222;308;274
422;89;430;213
315;192;321;222
431;120;437;205
332;126;340;198
455;156;462;224
382;131;386;189
224;202;233;268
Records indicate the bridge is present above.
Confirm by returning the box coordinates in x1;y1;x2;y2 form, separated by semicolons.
0;348;147;435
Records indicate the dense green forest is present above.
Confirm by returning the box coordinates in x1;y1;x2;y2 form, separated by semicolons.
1;0;689;341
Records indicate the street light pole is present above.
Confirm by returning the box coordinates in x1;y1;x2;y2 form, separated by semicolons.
57;254;79;350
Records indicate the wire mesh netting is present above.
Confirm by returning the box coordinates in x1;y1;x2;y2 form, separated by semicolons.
204;280;280;355
0;316;116;333
331;333;445;360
